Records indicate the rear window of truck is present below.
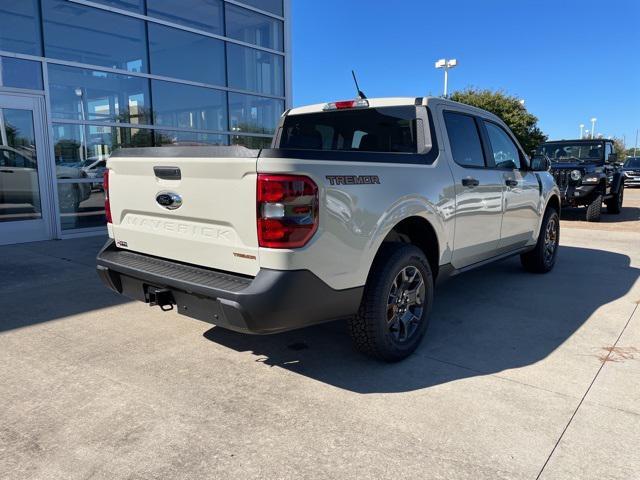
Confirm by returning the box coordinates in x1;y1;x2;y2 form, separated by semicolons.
279;106;417;153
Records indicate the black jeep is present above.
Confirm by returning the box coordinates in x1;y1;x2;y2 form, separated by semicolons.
536;139;625;222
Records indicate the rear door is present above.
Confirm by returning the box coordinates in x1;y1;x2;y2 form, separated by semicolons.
107;146;260;276
482;121;540;250
442;111;505;268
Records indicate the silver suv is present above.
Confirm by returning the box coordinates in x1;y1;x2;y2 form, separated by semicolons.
97;97;561;361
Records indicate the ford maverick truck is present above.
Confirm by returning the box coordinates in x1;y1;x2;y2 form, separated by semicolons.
97;97;561;361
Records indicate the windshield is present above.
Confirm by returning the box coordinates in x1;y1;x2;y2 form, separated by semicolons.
624;158;640;168
537;142;603;163
279;106;418;153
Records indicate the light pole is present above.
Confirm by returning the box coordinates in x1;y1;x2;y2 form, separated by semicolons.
579;124;585;139
435;58;457;97
590;117;597;139
584;129;589;139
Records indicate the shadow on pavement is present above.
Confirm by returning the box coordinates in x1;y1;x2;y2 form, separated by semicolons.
561;205;640;223
204;245;639;393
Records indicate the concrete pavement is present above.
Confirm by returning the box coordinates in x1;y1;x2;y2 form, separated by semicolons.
1;190;639;480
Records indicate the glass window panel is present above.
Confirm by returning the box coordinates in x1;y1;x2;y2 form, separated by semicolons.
0;108;42;222
228;93;283;135
155;130;228;146
0;0;42;55
48;64;151;124
52;123;154;167
57;183;106;230
237;0;283;16
1;57;43;90
225;4;284;51
148;24;225;86
227;44;284;96
146;0;223;34
484;122;521;169
443;112;486;168
231;135;272;149
152;80;227;132
42;0;147;73
91;0;145;13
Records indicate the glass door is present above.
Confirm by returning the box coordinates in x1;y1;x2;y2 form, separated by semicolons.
0;94;53;245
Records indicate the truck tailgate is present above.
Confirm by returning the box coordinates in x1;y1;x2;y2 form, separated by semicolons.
107;147;259;277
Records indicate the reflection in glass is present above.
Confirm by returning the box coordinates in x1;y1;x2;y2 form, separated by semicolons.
0;0;42;55
0;57;43;90
0;108;42;222
48;64;151;124
228;93;283;135
152;80;227;132
154;130;228;146
52;124;154;166
42;0;147;72
239;0;283;16
146;0;223;34
58;183;106;230
148;24;225;86
225;4;284;51
227;44;284;96
91;0;145;13
231;135;273;149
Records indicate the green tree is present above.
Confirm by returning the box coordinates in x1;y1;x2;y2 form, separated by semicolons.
449;88;547;153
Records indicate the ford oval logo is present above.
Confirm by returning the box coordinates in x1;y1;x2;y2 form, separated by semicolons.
156;192;183;210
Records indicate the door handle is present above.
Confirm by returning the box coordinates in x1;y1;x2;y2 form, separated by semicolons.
461;177;479;187
505;179;518;187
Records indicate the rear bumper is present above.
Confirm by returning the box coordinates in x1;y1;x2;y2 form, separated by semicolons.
96;240;363;334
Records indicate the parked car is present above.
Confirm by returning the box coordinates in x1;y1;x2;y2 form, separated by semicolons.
536;139;625;221
622;157;640;187
81;157;108;191
0;145;90;212
97;97;560;361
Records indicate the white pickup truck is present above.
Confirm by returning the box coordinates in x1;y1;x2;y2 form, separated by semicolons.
97;96;560;361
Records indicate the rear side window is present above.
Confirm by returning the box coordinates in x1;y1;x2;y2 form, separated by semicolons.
279;107;417;153
443;112;485;168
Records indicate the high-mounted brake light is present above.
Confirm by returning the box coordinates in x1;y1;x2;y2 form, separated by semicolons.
323;99;369;111
257;174;318;249
103;169;112;224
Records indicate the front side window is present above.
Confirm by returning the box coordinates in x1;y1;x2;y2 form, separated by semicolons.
443;112;485;168
279;107;417;153
484;122;521;169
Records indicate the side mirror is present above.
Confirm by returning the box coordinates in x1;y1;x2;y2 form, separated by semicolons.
531;155;550;172
608;153;618;163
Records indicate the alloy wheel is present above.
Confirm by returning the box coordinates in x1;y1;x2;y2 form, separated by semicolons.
386;266;426;343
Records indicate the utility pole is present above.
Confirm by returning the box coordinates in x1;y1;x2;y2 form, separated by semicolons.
635;129;639;157
579;124;585;139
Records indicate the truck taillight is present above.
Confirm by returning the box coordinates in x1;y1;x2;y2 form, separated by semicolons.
257;174;318;249
103;169;112;224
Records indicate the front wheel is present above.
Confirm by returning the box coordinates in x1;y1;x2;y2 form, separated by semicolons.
348;243;434;362
605;185;624;214
586;194;602;222
521;207;560;273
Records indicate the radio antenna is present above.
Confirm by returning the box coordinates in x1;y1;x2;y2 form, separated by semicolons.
352;70;367;99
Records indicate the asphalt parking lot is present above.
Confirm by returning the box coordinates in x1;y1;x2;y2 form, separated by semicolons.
1;189;639;480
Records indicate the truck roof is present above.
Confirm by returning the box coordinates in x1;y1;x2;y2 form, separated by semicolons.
543;138;611;144
286;96;498;118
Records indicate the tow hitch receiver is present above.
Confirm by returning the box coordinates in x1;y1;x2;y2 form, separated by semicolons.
146;286;175;311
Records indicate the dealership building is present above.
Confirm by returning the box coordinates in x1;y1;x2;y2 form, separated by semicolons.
0;0;291;245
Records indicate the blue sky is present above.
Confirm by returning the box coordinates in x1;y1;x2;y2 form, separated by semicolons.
291;0;640;147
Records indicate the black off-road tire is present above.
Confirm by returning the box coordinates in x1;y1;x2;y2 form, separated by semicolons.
520;207;560;274
348;243;434;362
605;185;624;214
585;194;602;222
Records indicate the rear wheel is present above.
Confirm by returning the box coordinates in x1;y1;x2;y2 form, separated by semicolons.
521;207;560;273
348;243;433;362
605;185;624;214
585;194;602;222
